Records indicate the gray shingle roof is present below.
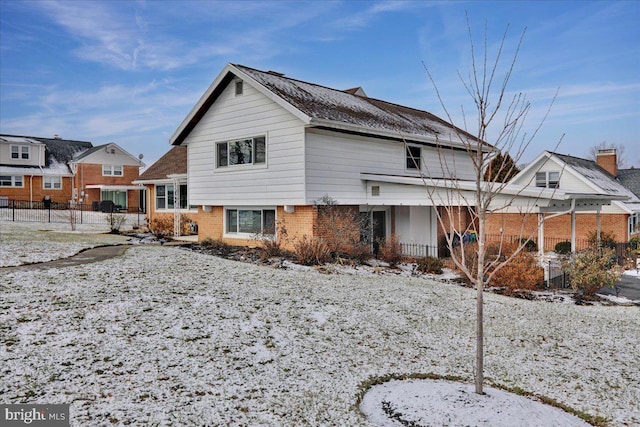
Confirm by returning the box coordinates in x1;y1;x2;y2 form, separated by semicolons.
1;134;92;170
618;168;640;198
552;152;640;203
235;64;476;142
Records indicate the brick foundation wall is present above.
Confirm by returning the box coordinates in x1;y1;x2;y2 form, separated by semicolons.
197;205;317;251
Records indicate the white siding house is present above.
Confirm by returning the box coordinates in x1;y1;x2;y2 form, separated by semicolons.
169;63;519;254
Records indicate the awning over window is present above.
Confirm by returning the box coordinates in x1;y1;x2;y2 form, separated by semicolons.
85;185;143;191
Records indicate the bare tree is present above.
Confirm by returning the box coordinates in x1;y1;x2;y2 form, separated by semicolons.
589;141;626;169
416;17;560;394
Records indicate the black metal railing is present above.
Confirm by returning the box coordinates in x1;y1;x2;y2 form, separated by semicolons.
0;199;145;227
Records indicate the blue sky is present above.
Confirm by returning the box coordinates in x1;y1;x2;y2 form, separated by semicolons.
1;0;638;168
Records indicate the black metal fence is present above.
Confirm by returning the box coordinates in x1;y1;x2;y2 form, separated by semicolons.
0;199;145;228
400;242;440;258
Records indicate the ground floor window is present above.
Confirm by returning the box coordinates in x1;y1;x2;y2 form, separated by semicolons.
101;190;127;208
226;208;275;235
43;176;62;189
156;185;174;210
0;175;23;187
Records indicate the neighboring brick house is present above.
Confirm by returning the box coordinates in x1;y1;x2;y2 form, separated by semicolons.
71;143;144;211
1;134;144;211
1;134;91;204
486;149;640;249
134;146;198;236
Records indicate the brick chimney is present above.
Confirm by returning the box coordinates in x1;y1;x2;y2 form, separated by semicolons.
596;148;617;177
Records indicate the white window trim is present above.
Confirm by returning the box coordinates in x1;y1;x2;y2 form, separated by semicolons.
215;135;267;171
102;164;124;176
223;206;277;239
154;182;197;212
0;175;24;187
405;144;422;172
10;145;30;160
535;171;560;188
43;176;63;190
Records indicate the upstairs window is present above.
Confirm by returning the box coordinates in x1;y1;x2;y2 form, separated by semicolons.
103;165;123;176
535;171;560;188
11;145;29;160
406;145;421;170
217;136;266;168
43;176;62;189
235;80;243;96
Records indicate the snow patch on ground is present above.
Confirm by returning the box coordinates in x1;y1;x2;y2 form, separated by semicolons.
360;379;591;426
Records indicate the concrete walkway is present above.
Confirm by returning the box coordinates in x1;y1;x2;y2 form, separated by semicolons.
2;245;132;271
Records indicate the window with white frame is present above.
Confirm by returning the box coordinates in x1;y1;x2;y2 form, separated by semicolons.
0;175;23;187
226;208;275;235
43;176;62;189
155;184;191;210
217;136;266;168
406;145;421;170
535;171;560;188
11;145;29;160
630;213;639;235
102;164;123;176
235;80;243;96
155;185;174;210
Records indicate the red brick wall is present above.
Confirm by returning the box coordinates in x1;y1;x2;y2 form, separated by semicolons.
486;212;629;249
0;175;73;204
75;163;140;207
197;205;317;251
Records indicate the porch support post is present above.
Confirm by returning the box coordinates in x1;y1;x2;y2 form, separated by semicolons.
571;199;577;254
538;212;544;258
596;205;602;246
173;178;180;237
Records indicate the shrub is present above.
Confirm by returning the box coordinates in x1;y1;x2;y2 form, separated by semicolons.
315;195;371;261
453;242;543;292
255;219;288;258
416;256;443;274
554;241;572;254
106;212;127;233
149;216;174;239
200;237;231;255
586;230;616;249
629;236;640;251
293;235;330;266
567;247;622;296
519;238;537;252
490;243;544;292
379;234;403;266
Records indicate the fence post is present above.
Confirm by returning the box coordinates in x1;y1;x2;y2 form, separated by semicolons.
48;204;51;223
12;202;15;222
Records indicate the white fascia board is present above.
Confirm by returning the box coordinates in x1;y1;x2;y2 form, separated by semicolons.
509;151;556;185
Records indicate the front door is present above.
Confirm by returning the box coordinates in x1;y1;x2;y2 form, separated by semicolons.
372;210;386;243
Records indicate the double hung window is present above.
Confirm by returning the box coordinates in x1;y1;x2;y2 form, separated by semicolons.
43;176;62;189
226;208;275;235
0;175;23;187
103;165;123;176
217;136;266;168
406;145;421;170
11;145;29;160
535;171;560;188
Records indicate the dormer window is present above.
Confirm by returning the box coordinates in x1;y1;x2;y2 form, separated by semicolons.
11;145;29;160
536;171;560;188
235;80;243;96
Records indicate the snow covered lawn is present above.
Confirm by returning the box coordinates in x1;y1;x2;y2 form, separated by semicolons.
2;245;639;426
0;222;131;267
